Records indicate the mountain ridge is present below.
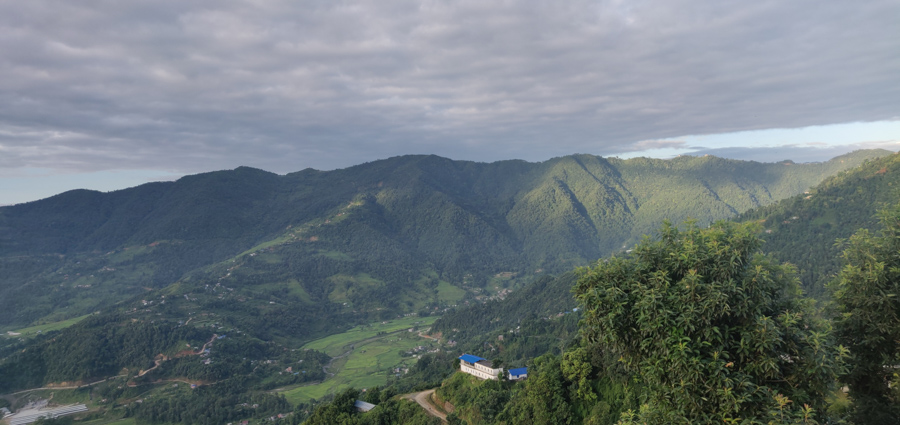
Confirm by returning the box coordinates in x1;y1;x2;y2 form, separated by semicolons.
0;149;892;329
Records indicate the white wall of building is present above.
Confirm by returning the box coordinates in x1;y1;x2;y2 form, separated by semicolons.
460;361;500;380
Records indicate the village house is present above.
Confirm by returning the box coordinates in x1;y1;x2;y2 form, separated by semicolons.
458;354;501;380
508;367;528;381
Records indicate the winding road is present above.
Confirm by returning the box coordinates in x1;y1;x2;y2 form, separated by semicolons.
402;389;447;423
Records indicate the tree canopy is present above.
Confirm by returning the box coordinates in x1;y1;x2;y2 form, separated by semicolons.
575;220;846;424
831;203;900;424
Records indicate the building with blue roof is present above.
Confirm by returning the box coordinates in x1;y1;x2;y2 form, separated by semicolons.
508;367;528;381
458;354;484;364
458;353;501;380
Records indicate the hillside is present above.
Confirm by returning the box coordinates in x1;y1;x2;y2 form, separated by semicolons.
429;152;900;361
741;151;900;297
0;150;891;330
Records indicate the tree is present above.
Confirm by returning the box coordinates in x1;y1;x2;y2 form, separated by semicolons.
831;203;900;424
574;220;845;424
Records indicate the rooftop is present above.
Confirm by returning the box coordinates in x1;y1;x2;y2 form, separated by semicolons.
508;367;528;376
459;354;484;364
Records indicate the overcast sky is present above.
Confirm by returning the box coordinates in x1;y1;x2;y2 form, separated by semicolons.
1;0;898;205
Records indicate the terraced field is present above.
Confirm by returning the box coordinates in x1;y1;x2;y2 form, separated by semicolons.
281;316;440;403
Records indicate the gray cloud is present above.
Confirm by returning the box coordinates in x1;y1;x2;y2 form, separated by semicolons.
0;0;898;174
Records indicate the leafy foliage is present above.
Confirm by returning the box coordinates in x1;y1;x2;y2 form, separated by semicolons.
301;388;440;425
574;221;846;424
830;203;900;424
434;347;635;425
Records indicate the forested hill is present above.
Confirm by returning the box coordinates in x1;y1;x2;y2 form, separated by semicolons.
0;150;890;328
423;151;900;369
741;151;900;297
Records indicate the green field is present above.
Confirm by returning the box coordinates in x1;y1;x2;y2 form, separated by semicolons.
436;280;466;303
4;314;93;337
281;316;439;403
302;316;438;357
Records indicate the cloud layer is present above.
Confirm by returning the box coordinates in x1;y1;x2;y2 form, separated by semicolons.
1;0;898;174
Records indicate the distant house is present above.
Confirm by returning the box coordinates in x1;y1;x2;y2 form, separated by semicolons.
458;354;501;380
354;400;376;412
508;367;528;381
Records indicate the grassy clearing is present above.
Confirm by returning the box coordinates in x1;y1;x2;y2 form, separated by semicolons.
106;246;149;264
327;274;384;304
283;333;432;404
282;317;439;404
436;281;466;303
252;280;312;303
236;232;295;258
4;314;93;338
302;316;438;357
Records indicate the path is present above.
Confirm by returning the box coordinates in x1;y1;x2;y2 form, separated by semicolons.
322;348;354;377
402;389;447;423
137;357;166;377
136;333;217;377
6;376;126;396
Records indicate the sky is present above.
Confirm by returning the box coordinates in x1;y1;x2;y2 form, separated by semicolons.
1;0;898;205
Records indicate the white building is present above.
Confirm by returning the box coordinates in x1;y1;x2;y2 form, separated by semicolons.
458;354;501;380
508;367;528;381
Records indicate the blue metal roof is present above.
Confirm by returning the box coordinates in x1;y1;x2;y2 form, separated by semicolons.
459;354;484;363
508;367;528;376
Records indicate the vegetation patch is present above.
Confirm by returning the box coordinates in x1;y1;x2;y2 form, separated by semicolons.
435;281;466;303
4;314;94;337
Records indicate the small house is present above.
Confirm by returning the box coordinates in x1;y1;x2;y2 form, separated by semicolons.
508;367;528;381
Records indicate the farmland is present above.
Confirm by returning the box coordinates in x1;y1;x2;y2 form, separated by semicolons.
281;316;440;403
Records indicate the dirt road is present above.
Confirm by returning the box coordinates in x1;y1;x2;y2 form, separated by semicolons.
402;389;447;422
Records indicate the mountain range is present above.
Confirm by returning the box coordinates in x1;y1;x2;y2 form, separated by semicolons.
0;150;892;331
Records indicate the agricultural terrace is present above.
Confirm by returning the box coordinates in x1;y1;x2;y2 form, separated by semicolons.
281;316;439;403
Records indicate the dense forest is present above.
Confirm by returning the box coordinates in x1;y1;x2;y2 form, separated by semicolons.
741;152;900;297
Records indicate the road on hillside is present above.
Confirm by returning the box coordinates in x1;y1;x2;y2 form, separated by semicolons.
6;376;126;395
402;389;447;423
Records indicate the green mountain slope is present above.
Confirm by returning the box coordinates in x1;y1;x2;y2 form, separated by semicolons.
740;151;900;297
0;150;891;329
